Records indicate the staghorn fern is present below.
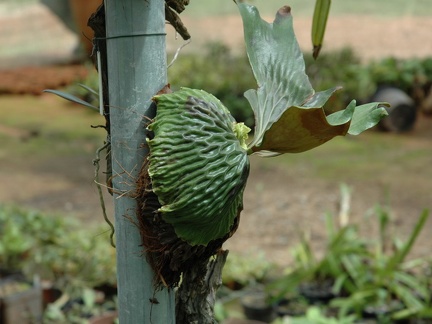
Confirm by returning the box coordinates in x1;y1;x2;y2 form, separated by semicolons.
137;3;387;286
44;3;387;288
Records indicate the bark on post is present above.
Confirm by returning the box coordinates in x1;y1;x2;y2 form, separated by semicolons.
176;251;229;323
104;0;175;322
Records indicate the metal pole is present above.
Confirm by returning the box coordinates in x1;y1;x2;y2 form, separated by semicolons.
104;0;175;322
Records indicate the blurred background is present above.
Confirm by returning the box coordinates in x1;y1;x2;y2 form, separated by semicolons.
1;0;432;322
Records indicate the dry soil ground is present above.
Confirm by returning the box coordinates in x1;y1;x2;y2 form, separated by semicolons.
1;14;432;268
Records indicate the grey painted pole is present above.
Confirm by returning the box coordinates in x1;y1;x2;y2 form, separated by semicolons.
104;0;175;322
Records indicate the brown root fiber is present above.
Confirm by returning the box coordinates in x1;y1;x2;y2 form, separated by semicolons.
136;159;241;288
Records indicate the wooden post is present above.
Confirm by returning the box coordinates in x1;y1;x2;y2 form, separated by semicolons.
104;0;175;322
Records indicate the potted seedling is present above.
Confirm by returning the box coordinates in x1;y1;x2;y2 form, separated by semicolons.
331;208;430;322
241;289;277;322
43;287;117;324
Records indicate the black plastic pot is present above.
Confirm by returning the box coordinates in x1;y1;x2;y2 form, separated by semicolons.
298;279;335;304
371;86;417;132
241;292;276;323
275;298;308;317
361;300;404;322
41;285;62;309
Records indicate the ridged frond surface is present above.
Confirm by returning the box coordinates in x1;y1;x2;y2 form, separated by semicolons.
148;88;249;246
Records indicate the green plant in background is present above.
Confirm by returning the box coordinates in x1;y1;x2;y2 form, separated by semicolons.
43;288;117;324
0;206;34;271
0;205;116;295
266;185;431;322
267;209;370;304
0;205;70;273
273;306;357;324
222;252;275;288
331;208;430;321
26;227;117;294
367;57;430;91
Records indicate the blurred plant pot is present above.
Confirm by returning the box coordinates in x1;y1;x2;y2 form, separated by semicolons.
224;280;245;291
41;281;62;309
0;277;43;324
275;298;308;317
362;300;404;321
241;292;275;323
69;0;101;56
94;283;118;299
298;279;335;304
371;86;417;132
